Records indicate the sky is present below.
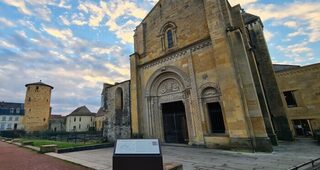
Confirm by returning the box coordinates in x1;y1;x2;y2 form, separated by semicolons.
0;0;319;116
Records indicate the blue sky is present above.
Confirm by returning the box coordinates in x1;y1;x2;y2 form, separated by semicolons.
0;0;319;115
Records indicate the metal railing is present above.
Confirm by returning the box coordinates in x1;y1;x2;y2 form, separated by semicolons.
288;157;320;170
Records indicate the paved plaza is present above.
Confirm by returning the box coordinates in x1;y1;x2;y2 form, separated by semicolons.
0;141;90;170
46;138;320;170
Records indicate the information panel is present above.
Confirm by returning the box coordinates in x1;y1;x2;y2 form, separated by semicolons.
114;139;160;155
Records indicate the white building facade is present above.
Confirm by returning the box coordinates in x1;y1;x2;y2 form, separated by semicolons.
66;106;95;132
0;102;24;131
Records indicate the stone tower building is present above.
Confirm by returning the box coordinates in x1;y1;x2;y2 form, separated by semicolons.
130;0;292;151
23;81;53;132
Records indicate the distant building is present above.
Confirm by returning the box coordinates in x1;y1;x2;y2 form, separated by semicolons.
0;102;24;131
102;81;131;142
275;63;320;137
95;107;107;132
22;81;53;132
66;106;95;132
49;115;66;132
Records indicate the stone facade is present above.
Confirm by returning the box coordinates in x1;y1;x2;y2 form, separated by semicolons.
275;63;320;136
130;0;292;152
103;81;130;142
49;115;66;132
23;81;53;132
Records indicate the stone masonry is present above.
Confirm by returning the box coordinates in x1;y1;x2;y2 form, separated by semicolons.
103;81;131;142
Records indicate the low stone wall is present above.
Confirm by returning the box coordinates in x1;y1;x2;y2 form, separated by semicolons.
57;143;113;153
22;141;34;146
40;145;57;153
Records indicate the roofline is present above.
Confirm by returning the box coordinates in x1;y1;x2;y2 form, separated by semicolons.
106;80;130;88
25;82;54;89
275;62;320;73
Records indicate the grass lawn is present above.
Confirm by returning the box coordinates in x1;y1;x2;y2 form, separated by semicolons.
21;139;105;149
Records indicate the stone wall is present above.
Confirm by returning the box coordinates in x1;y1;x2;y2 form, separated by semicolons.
103;81;131;142
23;85;52;132
275;63;320;135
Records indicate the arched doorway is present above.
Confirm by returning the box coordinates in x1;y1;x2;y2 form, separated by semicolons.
145;66;192;144
162;101;188;143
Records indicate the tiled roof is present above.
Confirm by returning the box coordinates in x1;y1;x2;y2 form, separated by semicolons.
25;81;54;89
50;115;65;120
67;106;95;117
0;102;25;116
96;107;107;117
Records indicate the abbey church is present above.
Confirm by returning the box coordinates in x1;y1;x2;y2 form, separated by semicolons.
128;0;294;152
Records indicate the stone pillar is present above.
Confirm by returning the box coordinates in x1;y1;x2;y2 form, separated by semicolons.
229;6;278;146
247;20;294;141
130;53;140;134
227;28;272;152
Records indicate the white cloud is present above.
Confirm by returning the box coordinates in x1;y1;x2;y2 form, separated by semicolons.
1;0;32;15
263;29;273;42
0;17;15;27
43;26;73;41
75;0;148;44
283;21;298;28
246;2;320;43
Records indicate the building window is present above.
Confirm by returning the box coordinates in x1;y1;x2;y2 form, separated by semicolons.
10;108;14;113
91;117;93;122
73;126;76;130
43;118;46;122
207;102;225;134
16;108;20;113
167;30;174;48
0;123;5;130
283;91;297;108
160;22;177;51
74;117;76;122
79;117;81;122
7;123;12;129
79;124;81;129
9;117;12;121
35;86;39;92
2;116;6;121
15;117;19;121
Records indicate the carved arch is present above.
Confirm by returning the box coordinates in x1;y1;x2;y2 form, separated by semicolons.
198;82;221;98
145;66;191;96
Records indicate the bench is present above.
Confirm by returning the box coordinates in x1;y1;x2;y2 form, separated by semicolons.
40;144;57;153
164;162;183;170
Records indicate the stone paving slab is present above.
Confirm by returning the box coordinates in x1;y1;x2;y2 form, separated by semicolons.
50;138;319;170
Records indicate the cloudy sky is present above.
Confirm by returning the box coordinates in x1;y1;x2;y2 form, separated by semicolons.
0;0;319;116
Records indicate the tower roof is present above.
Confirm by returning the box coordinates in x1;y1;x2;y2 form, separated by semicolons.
25;81;54;89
